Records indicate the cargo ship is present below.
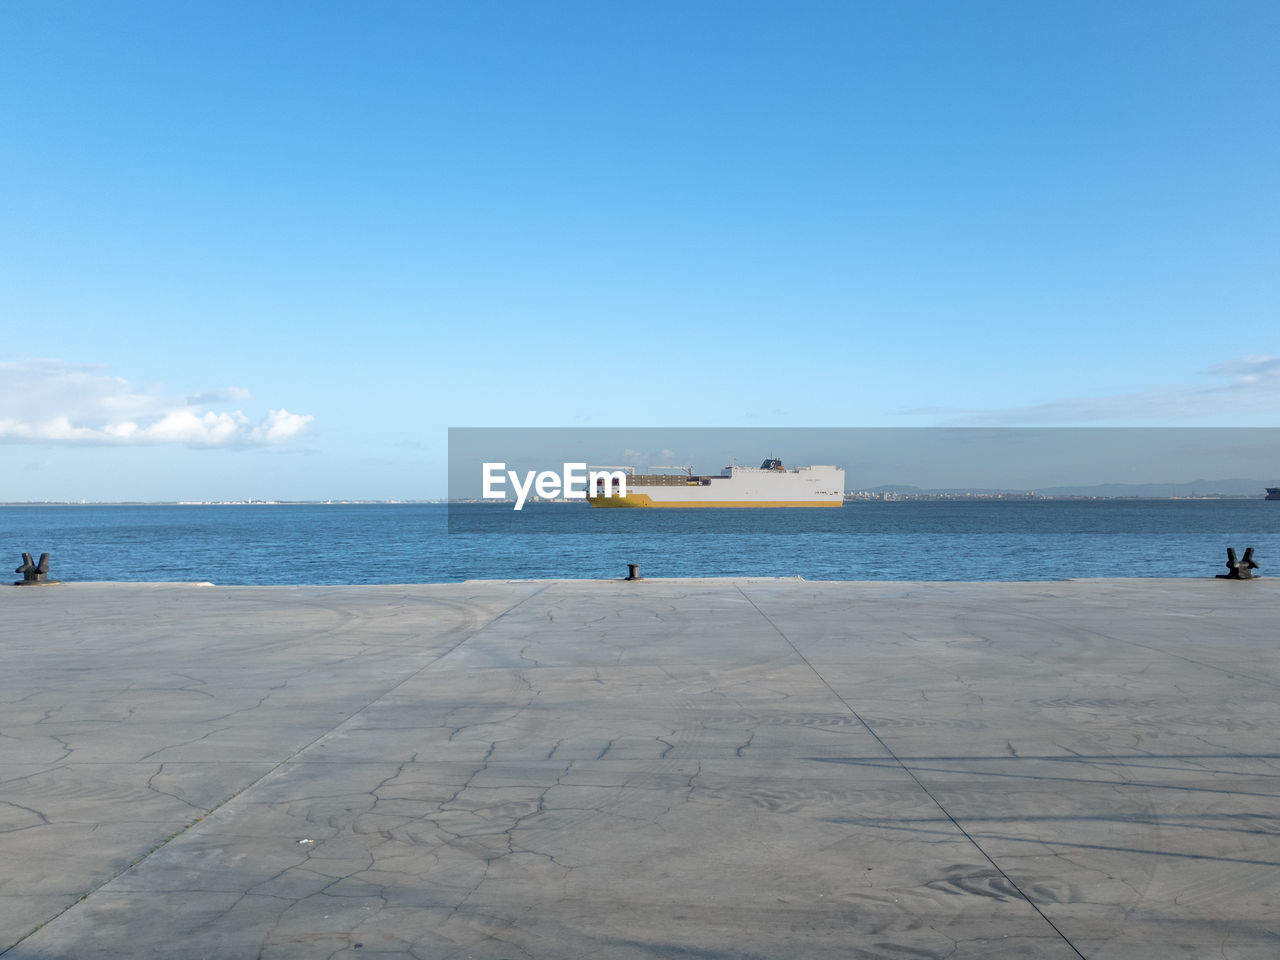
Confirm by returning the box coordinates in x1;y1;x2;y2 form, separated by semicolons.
1267;487;1280;501
586;458;845;508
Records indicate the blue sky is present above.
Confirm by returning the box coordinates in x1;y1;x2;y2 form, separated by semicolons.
2;1;1277;500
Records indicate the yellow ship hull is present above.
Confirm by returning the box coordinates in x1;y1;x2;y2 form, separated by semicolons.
587;494;842;508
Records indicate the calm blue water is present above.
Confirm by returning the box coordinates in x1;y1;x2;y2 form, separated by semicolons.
2;501;1278;584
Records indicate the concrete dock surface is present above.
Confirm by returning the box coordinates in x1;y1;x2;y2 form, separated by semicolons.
2;578;1279;959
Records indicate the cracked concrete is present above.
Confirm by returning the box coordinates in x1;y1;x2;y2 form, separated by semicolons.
1;578;1279;958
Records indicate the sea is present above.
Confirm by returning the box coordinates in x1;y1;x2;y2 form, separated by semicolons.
3;500;1278;585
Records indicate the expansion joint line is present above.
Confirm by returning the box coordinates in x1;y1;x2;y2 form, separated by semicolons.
0;583;551;958
735;586;1088;960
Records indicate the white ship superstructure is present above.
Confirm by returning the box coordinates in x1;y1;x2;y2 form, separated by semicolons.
587;458;844;508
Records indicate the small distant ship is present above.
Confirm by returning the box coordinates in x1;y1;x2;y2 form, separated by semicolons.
587;458;845;508
1267;487;1280;501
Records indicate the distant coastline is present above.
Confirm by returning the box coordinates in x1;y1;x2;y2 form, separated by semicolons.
2;491;1273;507
0;499;447;507
3;478;1275;507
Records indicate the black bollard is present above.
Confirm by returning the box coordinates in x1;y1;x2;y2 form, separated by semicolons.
1216;547;1259;580
626;563;642;581
14;552;59;586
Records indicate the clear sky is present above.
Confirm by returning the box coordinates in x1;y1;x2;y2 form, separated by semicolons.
2;1;1277;500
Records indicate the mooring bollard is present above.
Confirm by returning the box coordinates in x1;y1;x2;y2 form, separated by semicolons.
626;563;642;581
14;552;60;586
1216;547;1259;580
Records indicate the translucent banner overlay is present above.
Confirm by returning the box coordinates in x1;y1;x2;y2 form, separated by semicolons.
447;427;1280;537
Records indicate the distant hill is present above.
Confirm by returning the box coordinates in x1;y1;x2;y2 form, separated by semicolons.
865;479;1270;497
1036;479;1269;498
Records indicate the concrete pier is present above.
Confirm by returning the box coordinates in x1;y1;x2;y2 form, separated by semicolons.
2;578;1279;959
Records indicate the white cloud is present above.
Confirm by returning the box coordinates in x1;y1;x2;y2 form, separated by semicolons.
249;409;313;443
0;358;314;447
1201;355;1280;385
938;355;1280;426
186;387;252;405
